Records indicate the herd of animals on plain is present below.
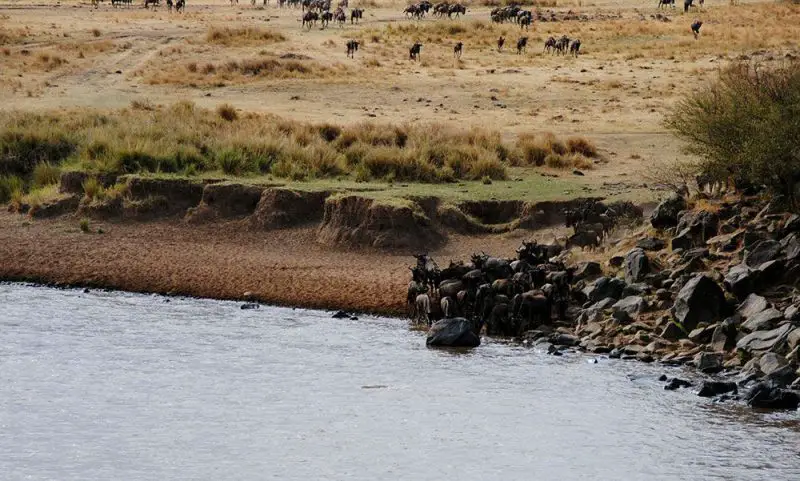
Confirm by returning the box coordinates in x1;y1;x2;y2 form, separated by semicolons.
87;0;709;60
407;200;643;335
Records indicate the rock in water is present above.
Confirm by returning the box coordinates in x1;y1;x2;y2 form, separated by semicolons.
426;318;480;348
650;193;686;229
671;274;725;332
745;382;800;410
697;381;738;397
694;351;723;374
240;303;260;310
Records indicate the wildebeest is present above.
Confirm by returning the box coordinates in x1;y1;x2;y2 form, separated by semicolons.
519;14;531;30
302;11;319;29
175;0;184;12
440;296;455;318
415;292;432;326
544;36;556;53
166;0;173;11
454;41;463;59
569;39;581;56
658;0;675;7
320;10;334;29
448;3;466;18
497;36;505;52
409;42;423;61
566;230;600;250
691;20;703;39
684;0;693;12
351;8;363;24
144;0;159;8
334;8;347;27
555;35;570;55
346;39;359;58
516;36;528;55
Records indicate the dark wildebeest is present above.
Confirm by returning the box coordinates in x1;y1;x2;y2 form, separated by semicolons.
415;292;432;326
454;42;463;59
320;10;333;29
497;36;505;52
166;0;173;11
684;0;693;12
351;8;363;24
334;8;346;27
175;0;184;12
519;15;531;30
569;39;581;56
544;36;556;53
409;42;423;61
516;36;528;54
555;35;570;55
658;0;675;7
346;40;359;58
566;230;600;250
691;20;703;39
302;11;319;29
448;3;466;18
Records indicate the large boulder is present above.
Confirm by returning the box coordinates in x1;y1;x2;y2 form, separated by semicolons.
736;323;794;355
671;274;725;332
745;382;800;410
624;248;650;284
744;240;782;268
697;381;738;398
694;351;724;374
573;261;603;282
724;264;758;300
759;352;789;377
676;210;719;244
426;318;480;348
612;296;647;322
781;233;800;261
650;193;686;229
741;308;784;332
737;294;770;319
636;237;666;251
710;318;738;351
582;277;627;303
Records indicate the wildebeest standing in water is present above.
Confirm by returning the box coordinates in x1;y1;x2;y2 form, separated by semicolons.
497;36;505;52
346;40;359;58
454;42;463;59
516;36;528;55
409;42;423;61
691;20;703;39
569;39;581;57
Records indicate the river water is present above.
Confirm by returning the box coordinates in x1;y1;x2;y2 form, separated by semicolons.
1;283;799;480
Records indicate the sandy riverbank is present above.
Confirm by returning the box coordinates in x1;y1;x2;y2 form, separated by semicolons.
0;211;551;315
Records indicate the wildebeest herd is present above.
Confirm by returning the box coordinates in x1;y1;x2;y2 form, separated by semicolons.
300;0;361;29
407;199;643;336
404;1;467;19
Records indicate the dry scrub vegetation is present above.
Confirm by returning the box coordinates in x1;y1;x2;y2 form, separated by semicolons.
201;26;287;46
0;102;600;202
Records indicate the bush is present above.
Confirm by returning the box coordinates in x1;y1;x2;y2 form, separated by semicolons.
566;137;598;158
82;177;103;199
32;162;61;188
216;149;253;175
0;130;75;176
666;61;800;203
79;218;90;233
0;174;23;204
216;104;238;122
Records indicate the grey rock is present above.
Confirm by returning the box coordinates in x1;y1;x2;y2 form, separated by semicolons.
660;321;686;341
656;288;672;301
671;228;695;251
694;351;724;374
622;283;650;297
636;237;666;251
650;193;686;229
744;239;782;268
583;277;627;303
737;293;770;319
671;274;725;332
781;233;800;261
745;382;800;410
426;318;480;348
688;324;717;344
698;381;738;397
756;259;785;284
736;323;794;354
550;333;580;347
741;308;784;332
664;378;693;390
784;214;800;233
784;305;800;323
573;261;603;281
759;352;788;376
724;264;757;299
710;317;738;351
676;209;719;243
624;248;650;284
788;327;800;351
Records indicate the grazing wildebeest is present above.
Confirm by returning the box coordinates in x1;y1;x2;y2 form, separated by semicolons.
409;42;423;61
144;0;159;8
544;36;556;53
658;0;675;7
346;39;359;58
497;36;505;52
166;0;173;11
448;3;466;18
519;14;531;30
302;11;319;29
569;39;581;56
555;35;570;55
516;36;528;54
175;0;184;12
320;10;334;29
684;0;693;12
415;292;432;326
691;20;703;39
454;41;463;59
351;8;363;24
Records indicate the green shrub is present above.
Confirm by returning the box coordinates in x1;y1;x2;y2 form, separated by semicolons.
0;130;75;176
0;174;24;204
79;218;90;233
82;177;103;199
32;162;61;188
216;149;253;175
216;104;238;122
666;61;800;203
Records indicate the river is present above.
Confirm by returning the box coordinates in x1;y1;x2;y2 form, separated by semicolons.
1;283;798;480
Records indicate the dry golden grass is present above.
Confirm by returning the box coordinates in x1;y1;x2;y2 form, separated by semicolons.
201;26;286;46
